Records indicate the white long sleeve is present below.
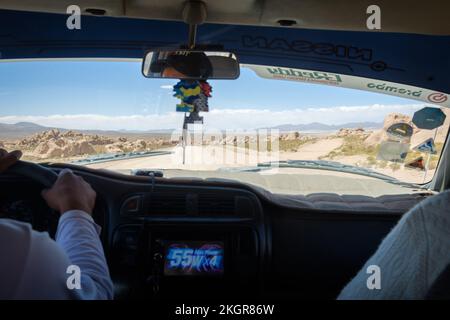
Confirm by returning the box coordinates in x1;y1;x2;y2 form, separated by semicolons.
0;210;113;299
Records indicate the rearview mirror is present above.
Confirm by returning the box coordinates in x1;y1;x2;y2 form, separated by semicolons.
142;50;240;80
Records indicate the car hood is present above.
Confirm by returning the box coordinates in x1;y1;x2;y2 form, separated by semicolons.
111;168;425;197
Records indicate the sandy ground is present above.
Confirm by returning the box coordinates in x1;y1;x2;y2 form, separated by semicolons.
85;137;433;185
328;154;433;184
86;144;278;171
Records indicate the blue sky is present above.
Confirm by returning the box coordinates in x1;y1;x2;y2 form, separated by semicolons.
0;60;424;130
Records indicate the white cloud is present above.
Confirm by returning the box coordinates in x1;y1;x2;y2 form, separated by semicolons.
0;104;426;131
160;85;174;89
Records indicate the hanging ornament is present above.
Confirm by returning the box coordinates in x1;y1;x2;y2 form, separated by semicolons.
173;80;212;113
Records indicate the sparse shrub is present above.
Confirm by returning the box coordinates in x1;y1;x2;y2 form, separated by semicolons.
322;135;377;159
278;137;317;152
389;162;401;171
366;155;377;166
378;161;388;168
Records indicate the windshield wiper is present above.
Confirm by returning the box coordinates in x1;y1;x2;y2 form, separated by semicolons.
217;166;271;173
224;160;423;188
264;160;425;188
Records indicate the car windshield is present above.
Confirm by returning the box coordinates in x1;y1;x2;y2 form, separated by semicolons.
1;60;448;195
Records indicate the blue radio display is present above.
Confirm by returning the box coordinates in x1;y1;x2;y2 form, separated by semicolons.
164;241;224;276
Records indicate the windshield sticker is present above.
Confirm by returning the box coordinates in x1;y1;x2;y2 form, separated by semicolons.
265;67;342;85
405;157;426;171
246;64;450;108
428;92;448;104
413;138;437;154
386;123;413;142
367;82;422;98
412;107;446;130
377;141;409;162
249;65;344;86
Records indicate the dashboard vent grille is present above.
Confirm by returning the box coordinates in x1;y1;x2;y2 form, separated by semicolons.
145;191;255;218
198;194;236;216
147;192;186;215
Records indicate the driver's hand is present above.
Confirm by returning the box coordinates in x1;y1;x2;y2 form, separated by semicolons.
41;169;96;215
0;149;22;173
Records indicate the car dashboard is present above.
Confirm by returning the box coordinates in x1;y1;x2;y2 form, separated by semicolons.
0;165;430;300
110;182;266;299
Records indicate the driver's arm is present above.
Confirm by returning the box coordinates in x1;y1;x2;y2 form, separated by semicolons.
54;209;114;300
41;169;114;300
0;149;113;299
2;211;113;300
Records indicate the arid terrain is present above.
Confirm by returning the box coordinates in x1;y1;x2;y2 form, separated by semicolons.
1;110;449;185
0;129;176;163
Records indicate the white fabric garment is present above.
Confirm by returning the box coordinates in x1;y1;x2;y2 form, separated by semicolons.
338;190;450;299
0;210;113;299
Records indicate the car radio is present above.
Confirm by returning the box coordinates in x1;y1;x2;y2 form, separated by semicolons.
113;224;262;298
111;222;264;299
163;240;225;276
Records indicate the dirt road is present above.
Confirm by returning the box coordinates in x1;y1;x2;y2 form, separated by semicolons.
279;138;344;161
85;138;345;171
86;144;280;171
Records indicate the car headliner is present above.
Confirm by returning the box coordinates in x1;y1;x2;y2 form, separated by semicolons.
0;9;449;94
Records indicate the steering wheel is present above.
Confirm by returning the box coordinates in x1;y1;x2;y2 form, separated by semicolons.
6;160;58;188
2;160;59;235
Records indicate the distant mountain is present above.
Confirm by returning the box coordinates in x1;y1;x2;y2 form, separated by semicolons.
271;121;382;132
0;120;383;141
0;122;48;131
0;122;174;140
0;122;52;139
